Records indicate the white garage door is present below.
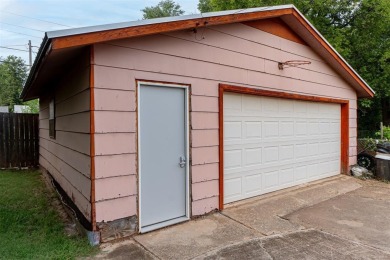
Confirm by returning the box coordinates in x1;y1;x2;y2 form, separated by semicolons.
224;93;341;204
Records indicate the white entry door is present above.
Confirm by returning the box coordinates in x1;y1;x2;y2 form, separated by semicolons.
224;93;341;204
138;82;189;232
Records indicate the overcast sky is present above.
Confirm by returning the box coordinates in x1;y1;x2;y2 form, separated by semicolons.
0;0;199;65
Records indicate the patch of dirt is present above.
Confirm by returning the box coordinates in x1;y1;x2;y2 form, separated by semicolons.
40;173;80;237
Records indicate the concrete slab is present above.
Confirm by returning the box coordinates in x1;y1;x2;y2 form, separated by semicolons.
223;176;361;235
92;178;390;259
195;230;390;260
260;230;390;260
286;181;390;253
92;239;156;259
134;213;260;260
194;239;272;260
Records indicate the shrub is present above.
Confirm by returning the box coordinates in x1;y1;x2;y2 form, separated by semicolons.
375;126;390;140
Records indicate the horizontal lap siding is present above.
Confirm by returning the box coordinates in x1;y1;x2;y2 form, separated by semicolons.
93;67;137;222
93;22;358;218
95;44;356;100
39;53;91;221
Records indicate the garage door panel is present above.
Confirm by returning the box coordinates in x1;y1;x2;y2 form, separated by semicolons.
262;98;279;113
225;135;337;146
242;95;262;112
244;147;262;166
224;92;341;204
280;168;294;185
224;144;341;164
280;145;294;160
263;170;279;190
224;121;242;140
244;121;262;138
225;152;340;175
294;166;307;181
263;146;279;163
264;121;279;137
224;149;242;169
224;164;340;204
244;173;263;194
280;121;294;136
307;143;319;156
224;94;242;112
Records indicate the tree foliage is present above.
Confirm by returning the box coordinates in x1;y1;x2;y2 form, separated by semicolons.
0;55;39;113
198;0;390;129
0;56;28;112
142;0;184;19
22;99;39;114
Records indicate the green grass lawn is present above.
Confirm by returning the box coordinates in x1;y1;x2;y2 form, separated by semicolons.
0;170;96;259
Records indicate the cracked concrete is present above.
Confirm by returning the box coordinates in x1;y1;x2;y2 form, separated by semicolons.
286;181;390;253
198;230;390;260
93;176;390;260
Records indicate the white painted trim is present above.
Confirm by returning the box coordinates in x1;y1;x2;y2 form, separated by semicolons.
137;81;190;233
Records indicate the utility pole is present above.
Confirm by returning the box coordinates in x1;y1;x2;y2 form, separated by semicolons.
28;40;32;67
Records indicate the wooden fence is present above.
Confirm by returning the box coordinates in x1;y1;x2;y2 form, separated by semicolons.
0;113;39;169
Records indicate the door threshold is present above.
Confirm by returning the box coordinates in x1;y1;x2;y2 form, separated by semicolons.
140;216;189;233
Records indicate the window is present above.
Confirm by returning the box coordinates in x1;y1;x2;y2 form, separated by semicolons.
49;99;55;139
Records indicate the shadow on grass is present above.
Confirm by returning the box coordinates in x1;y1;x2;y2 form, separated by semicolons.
0;169;97;259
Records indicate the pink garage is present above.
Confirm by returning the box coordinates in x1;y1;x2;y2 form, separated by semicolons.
22;5;374;242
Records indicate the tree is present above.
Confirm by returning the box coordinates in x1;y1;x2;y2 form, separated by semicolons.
198;0;390;130
0;55;39;113
0;55;28;112
347;0;390;128
198;0;213;13
198;0;360;54
142;0;184;19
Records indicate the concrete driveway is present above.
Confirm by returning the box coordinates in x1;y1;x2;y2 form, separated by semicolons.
94;176;390;259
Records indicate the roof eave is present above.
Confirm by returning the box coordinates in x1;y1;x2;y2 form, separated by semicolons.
49;7;294;50
21;34;52;101
21;4;375;100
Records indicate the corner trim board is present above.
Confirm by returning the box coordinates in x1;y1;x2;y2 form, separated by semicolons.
90;45;97;231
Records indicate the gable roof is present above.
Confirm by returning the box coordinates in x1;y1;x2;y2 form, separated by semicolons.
21;4;374;100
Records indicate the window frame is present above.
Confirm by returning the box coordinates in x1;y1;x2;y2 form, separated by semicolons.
49;98;55;139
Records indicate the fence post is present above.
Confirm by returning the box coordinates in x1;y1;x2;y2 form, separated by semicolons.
380;122;384;140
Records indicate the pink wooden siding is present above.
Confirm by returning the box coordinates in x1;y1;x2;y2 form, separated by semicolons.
93;22;358;219
92;68;137;222
39;52;92;221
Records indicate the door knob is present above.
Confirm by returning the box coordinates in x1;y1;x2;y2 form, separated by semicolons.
179;156;186;168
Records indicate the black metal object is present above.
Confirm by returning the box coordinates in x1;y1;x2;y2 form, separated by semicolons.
357;142;390;170
377;142;390;154
357;152;376;170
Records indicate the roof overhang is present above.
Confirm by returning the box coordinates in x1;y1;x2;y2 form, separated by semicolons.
21;4;374;100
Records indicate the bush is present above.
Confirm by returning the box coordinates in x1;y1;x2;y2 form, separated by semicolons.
375;126;390;140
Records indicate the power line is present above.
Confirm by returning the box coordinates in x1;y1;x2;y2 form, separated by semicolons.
0;22;46;32
0;29;42;39
0;46;29;52
1;10;72;28
0;44;27;47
